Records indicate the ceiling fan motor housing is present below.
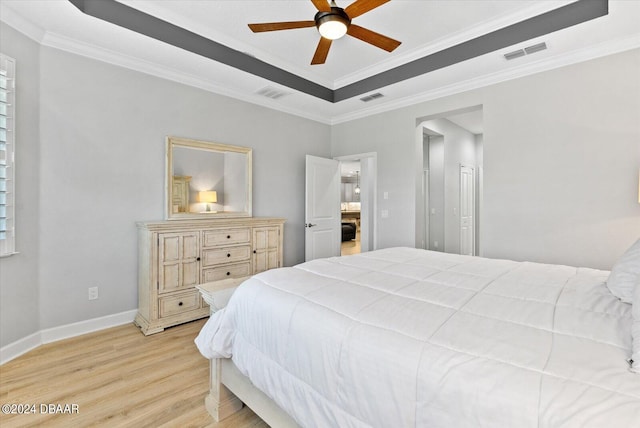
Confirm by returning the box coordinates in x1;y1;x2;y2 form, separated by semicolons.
315;7;351;33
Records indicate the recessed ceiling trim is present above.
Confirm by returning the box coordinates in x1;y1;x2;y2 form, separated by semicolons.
67;0;334;102
68;0;608;104
333;0;608;101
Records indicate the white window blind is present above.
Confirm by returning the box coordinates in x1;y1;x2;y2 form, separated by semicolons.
0;54;16;257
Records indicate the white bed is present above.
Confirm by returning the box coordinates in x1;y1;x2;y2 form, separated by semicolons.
196;247;640;428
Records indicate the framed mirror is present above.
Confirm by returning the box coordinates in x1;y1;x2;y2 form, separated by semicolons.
166;136;252;219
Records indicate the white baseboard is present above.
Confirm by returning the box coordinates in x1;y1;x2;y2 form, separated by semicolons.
0;309;138;365
0;332;41;366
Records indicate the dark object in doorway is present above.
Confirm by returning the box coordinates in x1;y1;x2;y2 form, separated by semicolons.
342;222;357;241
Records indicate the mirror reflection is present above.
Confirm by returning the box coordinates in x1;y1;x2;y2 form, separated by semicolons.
166;137;252;219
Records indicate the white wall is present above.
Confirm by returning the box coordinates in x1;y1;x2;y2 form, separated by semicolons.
0;23;41;347
332;48;640;270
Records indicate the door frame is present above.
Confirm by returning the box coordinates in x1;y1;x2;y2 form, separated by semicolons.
422;168;429;250
334;152;378;252
459;164;475;256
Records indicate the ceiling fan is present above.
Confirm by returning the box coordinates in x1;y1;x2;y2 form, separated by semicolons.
248;0;401;65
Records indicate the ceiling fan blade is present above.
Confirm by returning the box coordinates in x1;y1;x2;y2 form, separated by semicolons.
311;37;332;65
347;24;401;52
344;0;390;19
248;21;316;32
311;0;332;12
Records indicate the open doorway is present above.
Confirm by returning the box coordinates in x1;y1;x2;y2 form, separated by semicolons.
340;161;361;255
415;106;483;256
335;153;377;256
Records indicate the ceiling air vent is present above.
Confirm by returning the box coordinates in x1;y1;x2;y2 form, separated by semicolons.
504;49;526;61
255;86;291;100
360;92;384;102
504;42;548;61
525;42;547;55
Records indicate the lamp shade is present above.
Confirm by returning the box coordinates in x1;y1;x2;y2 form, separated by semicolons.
198;191;217;204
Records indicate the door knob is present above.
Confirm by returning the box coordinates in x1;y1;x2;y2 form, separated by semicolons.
305;223;317;228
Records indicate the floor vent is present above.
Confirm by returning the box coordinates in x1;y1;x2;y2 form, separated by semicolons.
504;42;547;60
255;86;291;100
360;92;384;102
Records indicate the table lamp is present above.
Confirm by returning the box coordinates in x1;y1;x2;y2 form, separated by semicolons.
198;191;217;212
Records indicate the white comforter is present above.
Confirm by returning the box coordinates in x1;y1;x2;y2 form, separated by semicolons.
196;247;640;428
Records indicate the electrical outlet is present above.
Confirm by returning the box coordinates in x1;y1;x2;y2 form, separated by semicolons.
88;286;99;301
434;241;439;249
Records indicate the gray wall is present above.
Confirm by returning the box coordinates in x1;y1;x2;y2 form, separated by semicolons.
0;24;41;347
333;48;640;270
0;23;330;343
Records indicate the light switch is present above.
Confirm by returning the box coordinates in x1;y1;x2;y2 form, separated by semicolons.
383;192;389;200
381;210;389;218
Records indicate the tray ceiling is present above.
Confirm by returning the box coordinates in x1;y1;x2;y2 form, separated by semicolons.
1;0;639;124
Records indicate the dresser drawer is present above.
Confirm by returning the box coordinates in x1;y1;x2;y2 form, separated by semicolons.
202;262;251;282
202;228;250;247
159;291;200;318
202;245;251;267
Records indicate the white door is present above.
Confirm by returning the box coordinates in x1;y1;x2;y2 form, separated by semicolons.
305;155;341;261
460;165;475;256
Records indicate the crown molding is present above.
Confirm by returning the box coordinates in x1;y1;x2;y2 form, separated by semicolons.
0;2;46;43
333;0;571;88
37;30;332;124
2;10;331;124
2;2;637;126
330;33;640;125
110;0;336;89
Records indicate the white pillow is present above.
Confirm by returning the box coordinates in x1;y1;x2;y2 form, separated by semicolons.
631;282;640;373
606;238;640;303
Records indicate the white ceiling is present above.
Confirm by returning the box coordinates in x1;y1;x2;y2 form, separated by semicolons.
2;0;639;124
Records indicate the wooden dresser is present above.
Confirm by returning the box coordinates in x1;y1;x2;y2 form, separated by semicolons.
135;217;284;335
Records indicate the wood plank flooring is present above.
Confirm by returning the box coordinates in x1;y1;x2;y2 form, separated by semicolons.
0;319;268;428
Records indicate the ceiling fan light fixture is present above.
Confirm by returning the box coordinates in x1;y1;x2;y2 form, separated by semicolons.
318;19;348;39
315;7;350;40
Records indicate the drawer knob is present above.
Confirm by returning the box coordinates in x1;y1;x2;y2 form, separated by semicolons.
227;253;231;258
196;257;201;261
253;250;257;254
178;301;183;306
227;235;231;239
226;272;231;276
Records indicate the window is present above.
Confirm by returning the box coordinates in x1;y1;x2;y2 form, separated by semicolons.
0;54;15;257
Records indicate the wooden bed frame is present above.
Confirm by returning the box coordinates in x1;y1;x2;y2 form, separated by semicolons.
208;357;300;427
197;277;300;427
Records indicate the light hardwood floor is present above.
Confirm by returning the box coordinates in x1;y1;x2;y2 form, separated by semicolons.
0;319;267;428
341;231;361;256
